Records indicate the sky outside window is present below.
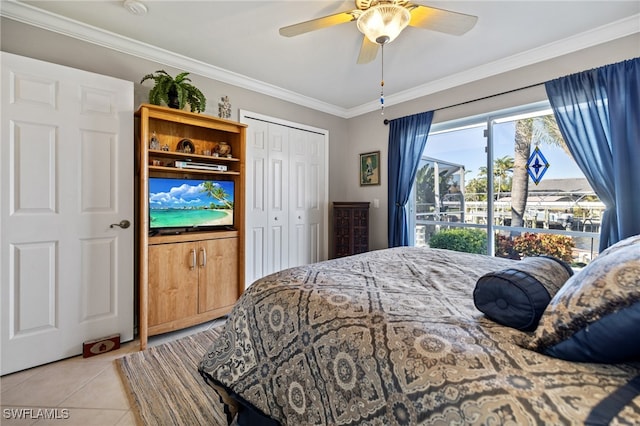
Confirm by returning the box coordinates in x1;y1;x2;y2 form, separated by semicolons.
425;118;584;182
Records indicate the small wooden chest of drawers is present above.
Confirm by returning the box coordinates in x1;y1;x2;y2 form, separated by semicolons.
333;202;370;258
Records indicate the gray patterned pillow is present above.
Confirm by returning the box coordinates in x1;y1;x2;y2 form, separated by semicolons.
525;243;640;363
598;234;640;257
474;256;573;331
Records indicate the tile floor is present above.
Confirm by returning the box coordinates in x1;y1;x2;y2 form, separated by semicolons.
0;320;223;426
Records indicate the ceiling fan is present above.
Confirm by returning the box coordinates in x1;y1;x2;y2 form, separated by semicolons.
279;0;478;64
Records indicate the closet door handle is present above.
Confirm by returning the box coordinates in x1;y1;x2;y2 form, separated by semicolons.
200;247;207;267
190;249;196;269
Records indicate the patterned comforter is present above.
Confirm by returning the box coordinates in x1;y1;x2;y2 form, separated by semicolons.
199;247;640;425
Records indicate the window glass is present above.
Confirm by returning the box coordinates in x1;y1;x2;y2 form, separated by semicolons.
414;124;488;254
413;106;601;266
492;113;602;265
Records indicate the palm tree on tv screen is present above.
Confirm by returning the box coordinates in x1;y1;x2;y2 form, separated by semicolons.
201;181;232;209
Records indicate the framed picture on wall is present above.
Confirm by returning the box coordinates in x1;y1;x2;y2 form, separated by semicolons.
360;151;380;186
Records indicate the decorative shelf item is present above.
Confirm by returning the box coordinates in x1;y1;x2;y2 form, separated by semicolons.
215;141;232;157
149;131;160;150
218;96;231;119
140;70;207;113
176;138;195;153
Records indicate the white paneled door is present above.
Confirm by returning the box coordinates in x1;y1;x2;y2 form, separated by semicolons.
305;131;326;266
244;117;269;283
288;128;326;268
242;111;328;287
266;122;290;275
1;53;134;375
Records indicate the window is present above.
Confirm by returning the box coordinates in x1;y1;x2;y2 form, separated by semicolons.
411;102;601;266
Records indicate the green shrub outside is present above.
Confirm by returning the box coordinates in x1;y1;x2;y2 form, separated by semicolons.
429;229;575;262
429;228;487;254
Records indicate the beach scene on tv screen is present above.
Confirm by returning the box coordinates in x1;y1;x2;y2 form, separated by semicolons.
149;178;234;228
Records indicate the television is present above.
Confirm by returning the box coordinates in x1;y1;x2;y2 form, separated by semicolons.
148;177;235;232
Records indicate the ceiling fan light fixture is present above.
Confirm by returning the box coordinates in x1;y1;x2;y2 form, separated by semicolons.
357;3;411;45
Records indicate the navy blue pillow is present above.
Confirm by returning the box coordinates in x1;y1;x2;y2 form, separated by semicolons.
543;302;640;363
474;256;573;331
527;242;640;363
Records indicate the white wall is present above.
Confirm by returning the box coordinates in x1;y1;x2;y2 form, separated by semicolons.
0;18;349;175
2;17;638;254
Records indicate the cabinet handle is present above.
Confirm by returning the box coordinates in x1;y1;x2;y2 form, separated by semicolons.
200;247;207;267
190;249;196;269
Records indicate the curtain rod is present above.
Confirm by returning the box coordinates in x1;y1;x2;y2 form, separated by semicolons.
383;81;545;125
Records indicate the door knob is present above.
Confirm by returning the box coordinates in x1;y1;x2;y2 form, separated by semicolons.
110;220;131;229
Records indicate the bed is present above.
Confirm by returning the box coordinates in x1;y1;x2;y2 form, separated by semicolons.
199;240;640;425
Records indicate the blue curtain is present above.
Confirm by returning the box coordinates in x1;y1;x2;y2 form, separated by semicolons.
545;58;640;251
387;111;434;247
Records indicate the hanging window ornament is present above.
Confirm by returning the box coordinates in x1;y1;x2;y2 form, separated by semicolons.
380;44;385;115
527;145;550;185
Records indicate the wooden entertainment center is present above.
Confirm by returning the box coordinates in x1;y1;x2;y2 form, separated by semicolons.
135;104;246;349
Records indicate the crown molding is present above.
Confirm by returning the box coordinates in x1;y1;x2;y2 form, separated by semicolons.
345;13;640;118
0;0;349;118
2;1;637;120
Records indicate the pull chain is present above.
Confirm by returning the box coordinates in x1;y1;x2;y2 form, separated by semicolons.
380;43;385;115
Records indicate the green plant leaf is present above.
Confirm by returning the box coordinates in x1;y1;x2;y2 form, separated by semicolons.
140;70;206;112
174;72;191;84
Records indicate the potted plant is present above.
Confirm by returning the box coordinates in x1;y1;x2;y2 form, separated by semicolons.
140;70;206;113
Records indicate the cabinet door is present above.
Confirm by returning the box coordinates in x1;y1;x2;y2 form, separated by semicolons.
148;243;198;327
334;207;353;258
198;238;239;313
353;207;369;254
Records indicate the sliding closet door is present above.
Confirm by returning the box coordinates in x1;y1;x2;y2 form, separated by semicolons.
244;118;290;284
267;123;290;273
305;131;326;265
245;118;269;284
289;129;326;267
242;111;328;287
289;129;309;267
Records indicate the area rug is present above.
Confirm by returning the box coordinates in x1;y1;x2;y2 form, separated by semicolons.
115;326;228;426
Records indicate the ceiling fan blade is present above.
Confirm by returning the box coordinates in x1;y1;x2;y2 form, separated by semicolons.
407;4;478;36
279;11;357;37
357;36;379;64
